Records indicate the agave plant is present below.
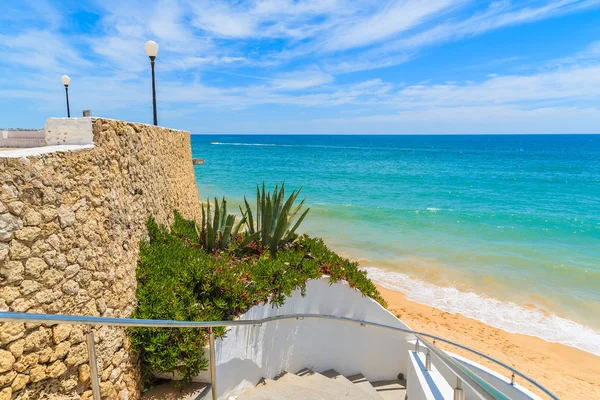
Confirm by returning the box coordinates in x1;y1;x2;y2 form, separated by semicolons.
196;197;246;252
240;182;310;256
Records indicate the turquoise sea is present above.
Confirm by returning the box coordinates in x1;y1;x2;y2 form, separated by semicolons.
191;134;600;355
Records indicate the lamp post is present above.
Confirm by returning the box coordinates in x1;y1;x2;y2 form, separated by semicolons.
61;75;71;118
145;40;159;126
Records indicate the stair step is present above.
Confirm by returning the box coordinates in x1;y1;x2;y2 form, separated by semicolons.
346;373;383;399
322;370;381;400
237;379;341;400
277;369;368;400
371;379;407;400
140;381;211;400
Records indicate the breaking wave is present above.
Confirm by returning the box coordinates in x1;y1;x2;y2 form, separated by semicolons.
363;266;600;356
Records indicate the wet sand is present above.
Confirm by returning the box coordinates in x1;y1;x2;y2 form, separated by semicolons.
377;285;600;400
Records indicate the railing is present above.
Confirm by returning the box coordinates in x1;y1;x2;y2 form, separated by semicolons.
0;312;559;400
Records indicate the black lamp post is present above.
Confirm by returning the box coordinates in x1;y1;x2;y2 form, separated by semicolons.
145;40;159;126
61;75;71;117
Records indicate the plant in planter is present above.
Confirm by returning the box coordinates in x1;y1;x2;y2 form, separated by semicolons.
240;182;310;256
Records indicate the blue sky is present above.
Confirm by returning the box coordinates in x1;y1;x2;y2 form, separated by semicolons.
1;0;600;133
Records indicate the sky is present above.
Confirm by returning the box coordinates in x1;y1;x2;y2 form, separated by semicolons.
1;0;600;134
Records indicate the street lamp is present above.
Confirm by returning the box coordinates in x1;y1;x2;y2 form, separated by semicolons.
61;75;71;118
145;40;159;126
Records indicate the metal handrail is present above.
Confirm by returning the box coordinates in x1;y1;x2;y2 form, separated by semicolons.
0;311;558;400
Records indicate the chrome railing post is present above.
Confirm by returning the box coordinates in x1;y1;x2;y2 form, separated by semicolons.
415;338;420;353
454;377;465;400
209;327;217;400
85;326;101;400
425;348;431;371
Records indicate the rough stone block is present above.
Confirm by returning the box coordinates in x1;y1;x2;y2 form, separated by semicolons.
19;279;41;296
6;339;24;358
9;240;30;259
0;350;16;373
0;387;12;400
53;324;72;344
47;360;67;378
50;341;71;362
12;353;38;373
58;205;76;228
29;365;47;382
62;280;80;295
24;257;47;278
23;327;50;352
15;226;41;242
65;342;88;367
11;373;29;391
22;209;42;226
41;268;63;286
0;371;17;387
0;213;23;242
7;201;24;216
0;323;25;345
0;242;8;262
0;261;24;284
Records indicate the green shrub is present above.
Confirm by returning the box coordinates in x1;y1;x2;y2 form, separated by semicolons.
130;212;384;386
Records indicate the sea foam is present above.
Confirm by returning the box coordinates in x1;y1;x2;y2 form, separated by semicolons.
363;266;600;356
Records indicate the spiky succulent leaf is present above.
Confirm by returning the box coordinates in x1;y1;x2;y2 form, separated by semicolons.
243;197;254;234
219;214;235;249
206;223;215;252
220;197;227;233
283;208;310;243
213;197;220;232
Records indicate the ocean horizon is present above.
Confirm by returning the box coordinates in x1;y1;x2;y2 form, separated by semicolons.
191;133;600;356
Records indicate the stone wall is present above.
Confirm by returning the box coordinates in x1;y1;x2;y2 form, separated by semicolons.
0;118;201;399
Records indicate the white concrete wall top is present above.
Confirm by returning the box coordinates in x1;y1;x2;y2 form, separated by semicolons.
0;144;93;159
45;117;94;146
449;353;544;400
1;130;45;139
407;351;453;400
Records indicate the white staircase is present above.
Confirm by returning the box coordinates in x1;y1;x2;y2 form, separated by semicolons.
235;369;407;400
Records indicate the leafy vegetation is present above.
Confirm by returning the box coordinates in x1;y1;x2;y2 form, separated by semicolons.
130;185;383;386
241;182;310;256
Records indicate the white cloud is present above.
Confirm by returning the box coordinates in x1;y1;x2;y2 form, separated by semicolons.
393;65;600;108
322;0;463;51
271;68;334;90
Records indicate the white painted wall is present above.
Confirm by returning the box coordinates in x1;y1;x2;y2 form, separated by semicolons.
196;278;414;399
189;277;547;400
45;117;93;146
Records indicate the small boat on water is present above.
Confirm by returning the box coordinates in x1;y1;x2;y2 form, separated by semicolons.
211;141;218;144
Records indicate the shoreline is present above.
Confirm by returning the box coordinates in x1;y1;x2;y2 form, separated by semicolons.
376;284;600;400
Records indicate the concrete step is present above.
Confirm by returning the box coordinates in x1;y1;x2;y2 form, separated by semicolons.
371;379;407;400
322;370;381;399
238;369;404;400
346;373;383;399
141;381;211;400
278;369;367;400
237;379;340;400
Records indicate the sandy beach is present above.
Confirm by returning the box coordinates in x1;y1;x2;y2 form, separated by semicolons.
376;285;600;400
